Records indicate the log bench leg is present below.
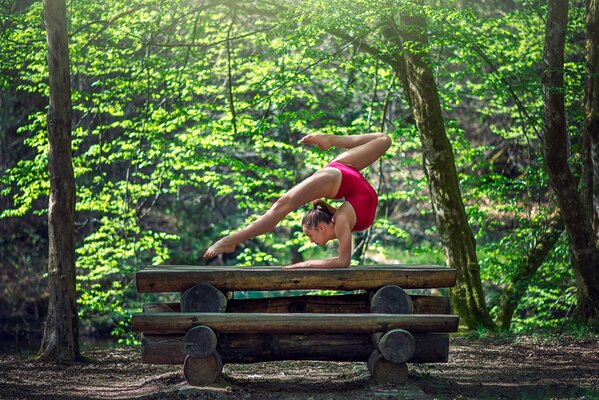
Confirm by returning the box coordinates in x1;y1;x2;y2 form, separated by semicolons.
372;329;415;364
185;325;218;358
183;352;224;386
181;283;228;313
367;350;408;385
369;285;413;314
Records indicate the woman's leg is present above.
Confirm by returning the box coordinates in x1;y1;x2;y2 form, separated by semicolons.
203;168;341;259
302;132;392;171
330;132;392;171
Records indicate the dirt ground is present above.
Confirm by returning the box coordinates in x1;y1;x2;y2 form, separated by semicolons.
0;335;598;400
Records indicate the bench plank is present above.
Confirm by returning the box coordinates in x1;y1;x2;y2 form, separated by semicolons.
142;294;450;314
141;333;449;364
131;312;459;334
136;265;456;293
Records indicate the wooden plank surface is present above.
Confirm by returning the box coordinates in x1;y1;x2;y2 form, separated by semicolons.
135;265;456;293
142;293;451;314
131;312;459;334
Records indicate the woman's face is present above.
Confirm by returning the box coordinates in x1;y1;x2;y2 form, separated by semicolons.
302;223;329;246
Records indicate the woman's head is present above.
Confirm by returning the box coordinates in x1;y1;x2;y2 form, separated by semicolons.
302;200;336;246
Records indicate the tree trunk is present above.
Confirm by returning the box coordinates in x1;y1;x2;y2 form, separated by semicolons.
586;0;599;238
581;0;599;320
543;0;599;321
398;14;494;329
543;0;599;322
40;0;80;361
496;214;564;329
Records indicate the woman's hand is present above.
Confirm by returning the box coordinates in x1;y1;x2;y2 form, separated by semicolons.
282;261;313;269
282;259;350;269
299;134;332;151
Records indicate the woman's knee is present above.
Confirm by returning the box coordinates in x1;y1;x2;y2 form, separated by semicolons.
271;196;294;215
375;132;392;149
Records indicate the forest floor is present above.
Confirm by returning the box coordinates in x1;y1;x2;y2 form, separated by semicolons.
0;335;598;400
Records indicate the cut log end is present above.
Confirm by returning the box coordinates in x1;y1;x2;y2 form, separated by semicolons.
367;351;408;385
180;283;227;313
370;285;413;314
372;329;415;364
183;353;223;386
184;325;218;358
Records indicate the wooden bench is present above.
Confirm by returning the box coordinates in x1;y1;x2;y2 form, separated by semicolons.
131;265;459;386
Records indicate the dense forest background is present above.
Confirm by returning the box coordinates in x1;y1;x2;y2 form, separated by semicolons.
0;0;596;344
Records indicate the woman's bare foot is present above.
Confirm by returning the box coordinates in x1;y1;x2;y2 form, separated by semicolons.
203;236;237;259
299;134;332;151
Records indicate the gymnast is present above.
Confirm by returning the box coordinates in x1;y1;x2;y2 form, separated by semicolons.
203;132;392;268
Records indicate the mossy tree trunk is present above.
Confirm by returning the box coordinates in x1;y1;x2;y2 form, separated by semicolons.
543;0;599;323
397;14;494;329
40;0;81;361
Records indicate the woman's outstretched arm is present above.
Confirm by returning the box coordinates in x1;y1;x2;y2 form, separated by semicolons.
283;206;353;269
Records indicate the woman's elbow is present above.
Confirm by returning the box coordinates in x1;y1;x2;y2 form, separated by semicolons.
337;257;351;268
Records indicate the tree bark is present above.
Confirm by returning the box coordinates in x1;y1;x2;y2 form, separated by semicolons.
586;0;599;238
543;0;599;321
40;0;80;361
581;0;599;319
396;14;494;329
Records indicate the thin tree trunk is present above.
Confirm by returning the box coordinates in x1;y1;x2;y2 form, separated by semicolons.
586;0;599;239
40;0;80;361
496;214;564;329
398;14;494;329
542;0;599;322
582;0;599;319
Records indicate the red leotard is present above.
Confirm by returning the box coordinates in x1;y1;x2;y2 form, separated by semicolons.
326;161;378;232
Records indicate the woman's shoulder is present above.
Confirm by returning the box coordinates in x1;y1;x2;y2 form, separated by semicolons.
333;202;357;226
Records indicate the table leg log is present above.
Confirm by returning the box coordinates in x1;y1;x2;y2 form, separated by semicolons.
372;329;415;364
367;350;408;384
185;325;218;358
183;352;223;386
180;283;227;313
369;285;413;314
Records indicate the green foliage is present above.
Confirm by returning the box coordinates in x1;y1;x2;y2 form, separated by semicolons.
0;0;591;338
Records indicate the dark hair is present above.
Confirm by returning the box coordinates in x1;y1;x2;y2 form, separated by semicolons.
302;199;337;228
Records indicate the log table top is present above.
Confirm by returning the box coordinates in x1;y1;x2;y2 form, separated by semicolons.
135;265;456;293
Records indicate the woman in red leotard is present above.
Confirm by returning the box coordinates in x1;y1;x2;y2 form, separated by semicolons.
203;132;392;268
